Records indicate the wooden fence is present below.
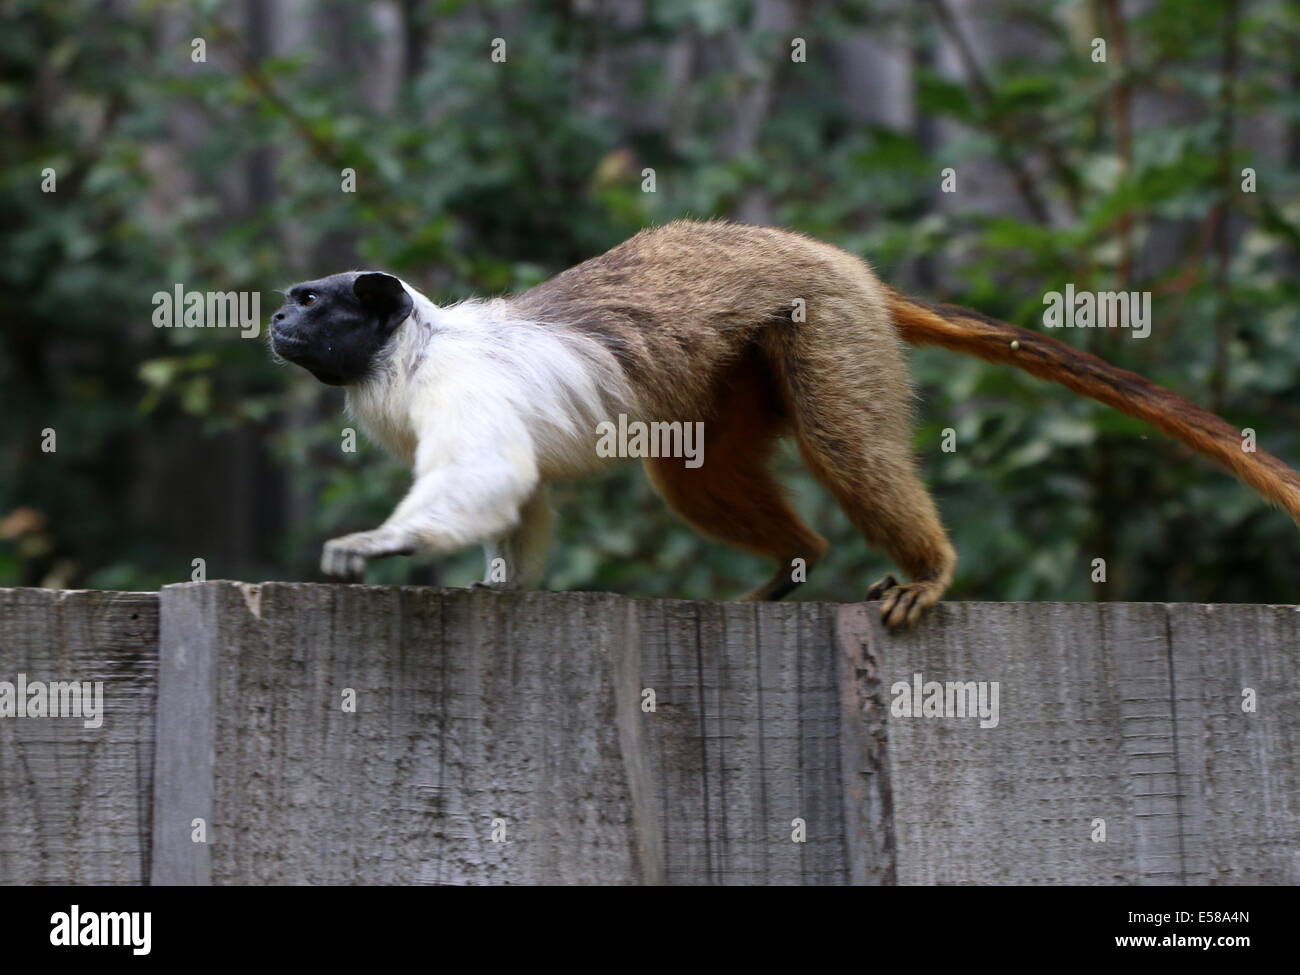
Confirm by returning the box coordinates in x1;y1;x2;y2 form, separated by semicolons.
0;582;1296;885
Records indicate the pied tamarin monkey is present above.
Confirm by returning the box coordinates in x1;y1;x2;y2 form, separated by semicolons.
269;220;1300;627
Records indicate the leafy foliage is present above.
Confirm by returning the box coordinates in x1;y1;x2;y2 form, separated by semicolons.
2;0;1298;606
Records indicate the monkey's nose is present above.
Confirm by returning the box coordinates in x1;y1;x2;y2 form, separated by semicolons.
273;311;287;323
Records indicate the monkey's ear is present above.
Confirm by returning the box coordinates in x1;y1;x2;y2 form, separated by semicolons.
353;272;414;333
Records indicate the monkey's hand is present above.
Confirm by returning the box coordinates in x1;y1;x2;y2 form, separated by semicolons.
321;528;414;581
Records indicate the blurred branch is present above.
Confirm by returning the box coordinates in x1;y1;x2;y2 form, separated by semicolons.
205;18;415;236
926;0;1080;222
209;21;344;172
719;0;789;223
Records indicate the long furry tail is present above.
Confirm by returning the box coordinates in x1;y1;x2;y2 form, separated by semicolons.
887;289;1300;523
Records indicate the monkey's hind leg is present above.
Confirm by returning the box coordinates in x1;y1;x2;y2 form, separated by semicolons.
793;419;956;627
644;362;828;600
767;314;956;627
480;486;553;590
646;452;828;600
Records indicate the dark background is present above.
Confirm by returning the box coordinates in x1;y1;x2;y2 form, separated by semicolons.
2;0;1297;604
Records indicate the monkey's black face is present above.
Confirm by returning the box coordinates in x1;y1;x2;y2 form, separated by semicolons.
269;271;414;386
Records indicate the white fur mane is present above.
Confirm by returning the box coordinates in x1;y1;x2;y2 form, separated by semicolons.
345;282;636;481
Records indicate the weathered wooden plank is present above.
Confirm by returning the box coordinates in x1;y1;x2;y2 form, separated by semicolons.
634;598;851;884
1103;602;1187;885
153;583;646;885
0;588;158;886
834;606;896;884
151;582;882;885
1166;604;1300;884
0;580;1271;887
428;587;641;885
881;602;1190;885
150;581;221;885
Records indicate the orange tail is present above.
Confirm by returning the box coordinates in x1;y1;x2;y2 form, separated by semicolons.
887;290;1300;523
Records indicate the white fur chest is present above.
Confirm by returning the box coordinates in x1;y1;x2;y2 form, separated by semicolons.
344;291;636;479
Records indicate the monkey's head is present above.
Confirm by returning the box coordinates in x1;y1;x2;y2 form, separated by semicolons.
269;271;414;386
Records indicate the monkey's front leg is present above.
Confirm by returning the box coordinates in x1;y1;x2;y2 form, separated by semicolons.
321;447;540;582
321;526;416;581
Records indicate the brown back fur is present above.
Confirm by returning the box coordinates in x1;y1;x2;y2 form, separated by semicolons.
508;219;1298;623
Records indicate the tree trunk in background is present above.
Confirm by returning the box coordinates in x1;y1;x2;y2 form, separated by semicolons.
719;0;790;225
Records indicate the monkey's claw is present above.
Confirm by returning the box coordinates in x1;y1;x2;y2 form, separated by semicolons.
869;579;941;629
865;574;899;601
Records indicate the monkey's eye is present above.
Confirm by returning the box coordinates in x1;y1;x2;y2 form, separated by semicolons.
300;292;318;306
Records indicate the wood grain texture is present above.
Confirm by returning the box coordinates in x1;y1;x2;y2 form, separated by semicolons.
4;583;1294;885
154;583;641;884
151;583;866;885
1165;603;1300;884
881;601;1299;885
0;588;158;886
632;598;851;884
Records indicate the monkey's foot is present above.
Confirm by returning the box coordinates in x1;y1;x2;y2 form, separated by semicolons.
471;579;519;591
866;576;941;629
741;551;827;601
740;568;801;601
